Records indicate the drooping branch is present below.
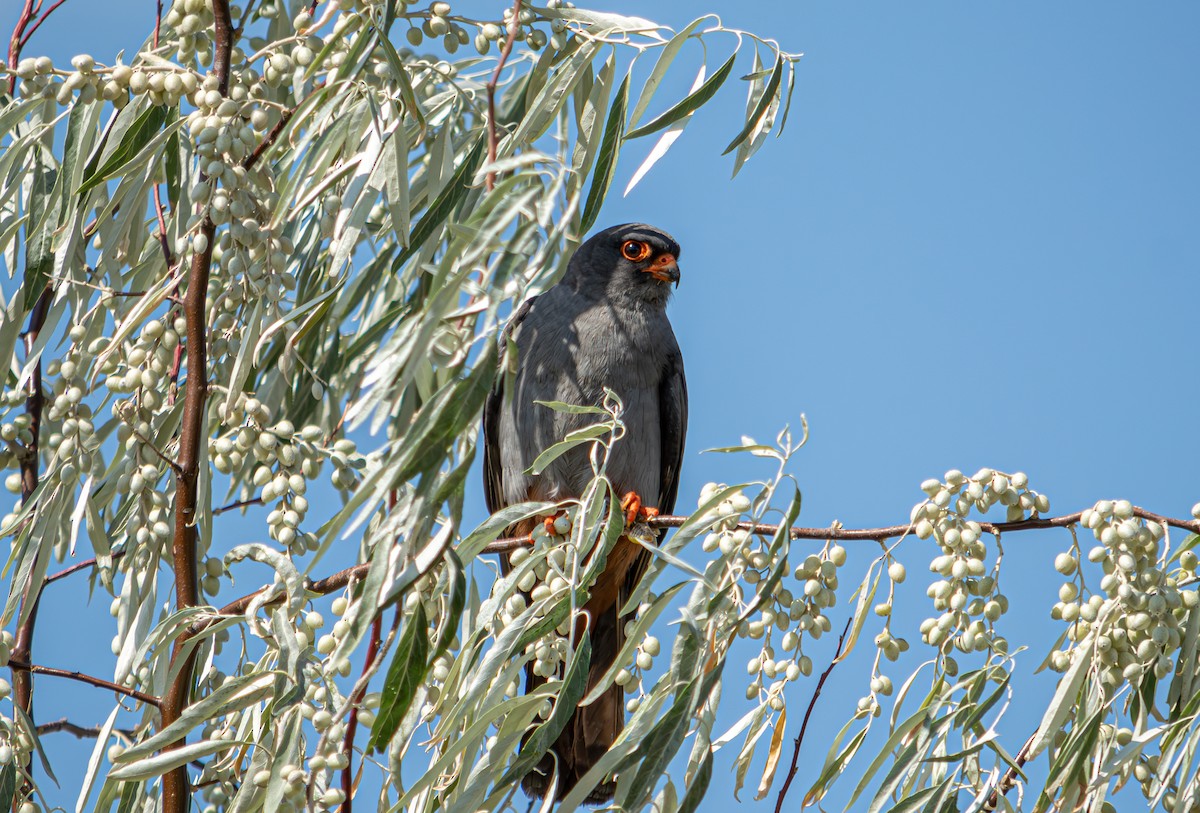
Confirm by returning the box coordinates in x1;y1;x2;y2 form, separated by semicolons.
480;505;1200;553
775;618;852;813
485;0;523;191
8;658;160;707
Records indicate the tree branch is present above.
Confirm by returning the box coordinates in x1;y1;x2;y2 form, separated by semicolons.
242;106;294;170
161;1;233;810
6;0;36;96
479;505;1200;554
17;0;68;49
35;718;137;741
985;733;1035;809
485;0;523;191
775;617;852;813
10;283;52;807
8;658;160;708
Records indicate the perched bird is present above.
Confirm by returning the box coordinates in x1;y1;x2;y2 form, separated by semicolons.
482;223;688;802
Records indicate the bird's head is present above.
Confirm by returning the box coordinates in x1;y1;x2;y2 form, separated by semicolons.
565;223;681;306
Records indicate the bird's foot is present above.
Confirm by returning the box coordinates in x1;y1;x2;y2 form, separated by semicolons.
620;491;659;528
542;511;568;537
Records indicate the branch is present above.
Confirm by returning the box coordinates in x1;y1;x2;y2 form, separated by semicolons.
8;658;160;708
479;505;1200;554
775;618;852;813
242;106;294;170
213;496;263;515
161;1;233;810
485;0;523;191
6;0;35;96
18;0;69;49
985;733;1035;809
11;283;52;807
35;718;137;741
340;610;383;810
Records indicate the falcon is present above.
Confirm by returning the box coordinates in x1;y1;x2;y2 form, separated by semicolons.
482;223;688;802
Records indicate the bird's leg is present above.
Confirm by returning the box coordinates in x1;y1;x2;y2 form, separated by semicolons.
619;491;659;528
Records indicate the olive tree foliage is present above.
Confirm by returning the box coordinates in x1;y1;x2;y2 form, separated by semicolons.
1;1;1199;812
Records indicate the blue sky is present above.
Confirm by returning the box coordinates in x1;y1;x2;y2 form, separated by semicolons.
4;1;1199;809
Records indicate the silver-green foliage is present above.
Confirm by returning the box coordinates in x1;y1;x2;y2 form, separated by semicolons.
1;1;1198;812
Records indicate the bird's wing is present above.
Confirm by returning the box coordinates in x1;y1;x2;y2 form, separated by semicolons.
656;346;688;516
620;346;688;608
482;295;538;517
483;296;540;580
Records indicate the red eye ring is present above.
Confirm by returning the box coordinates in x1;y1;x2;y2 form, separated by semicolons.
621;240;651;262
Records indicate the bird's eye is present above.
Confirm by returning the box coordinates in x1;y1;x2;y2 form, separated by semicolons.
621;240;651;262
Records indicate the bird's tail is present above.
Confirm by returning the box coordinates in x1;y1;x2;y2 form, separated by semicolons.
522;599;625;804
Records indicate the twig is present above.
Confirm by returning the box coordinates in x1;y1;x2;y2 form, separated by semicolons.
242;106;295;170
340;610;382;809
485;0;523;191
213;496;263;515
44;550;125;585
130;428;182;475
17;0;69;49
35;718;137;740
161;1;233;810
479;506;1200;554
985;733;1035;810
6;1;36;96
8;658;160;707
774;617;852;813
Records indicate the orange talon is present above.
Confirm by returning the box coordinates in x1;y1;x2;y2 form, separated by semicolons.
620;492;659;528
542;511;566;536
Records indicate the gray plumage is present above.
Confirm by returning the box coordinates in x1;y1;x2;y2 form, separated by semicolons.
482;223;688;803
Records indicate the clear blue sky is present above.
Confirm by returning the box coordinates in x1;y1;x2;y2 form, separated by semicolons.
4;1;1199;809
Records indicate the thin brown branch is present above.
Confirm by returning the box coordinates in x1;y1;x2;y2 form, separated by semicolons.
8;658;160;708
45;550;125;585
242;106;295;170
152;186;175;267
7;0;36;96
341;610;383;809
154;0;164;47
479;506;1200;554
985;733;1035;810
213;496;264;515
775;617;852;813
161;2;233;810
485;0;523;191
35;718;137;740
19;0;68;49
131;427;182;475
190;561;373;637
11;283;52;807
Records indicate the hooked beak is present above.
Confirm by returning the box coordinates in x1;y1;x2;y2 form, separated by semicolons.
646;253;681;287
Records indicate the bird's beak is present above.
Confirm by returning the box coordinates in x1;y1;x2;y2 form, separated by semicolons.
646;254;680;287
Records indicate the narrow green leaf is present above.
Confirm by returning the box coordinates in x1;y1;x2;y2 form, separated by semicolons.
627;17;710;129
368;601;430;753
497;633;592;789
433;549;467;660
625;53;737;140
526;422;613;476
1028;636;1095;759
392;131;485;269
723;54;784;155
77;103;171;195
678;748;713;813
580;73;629;233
